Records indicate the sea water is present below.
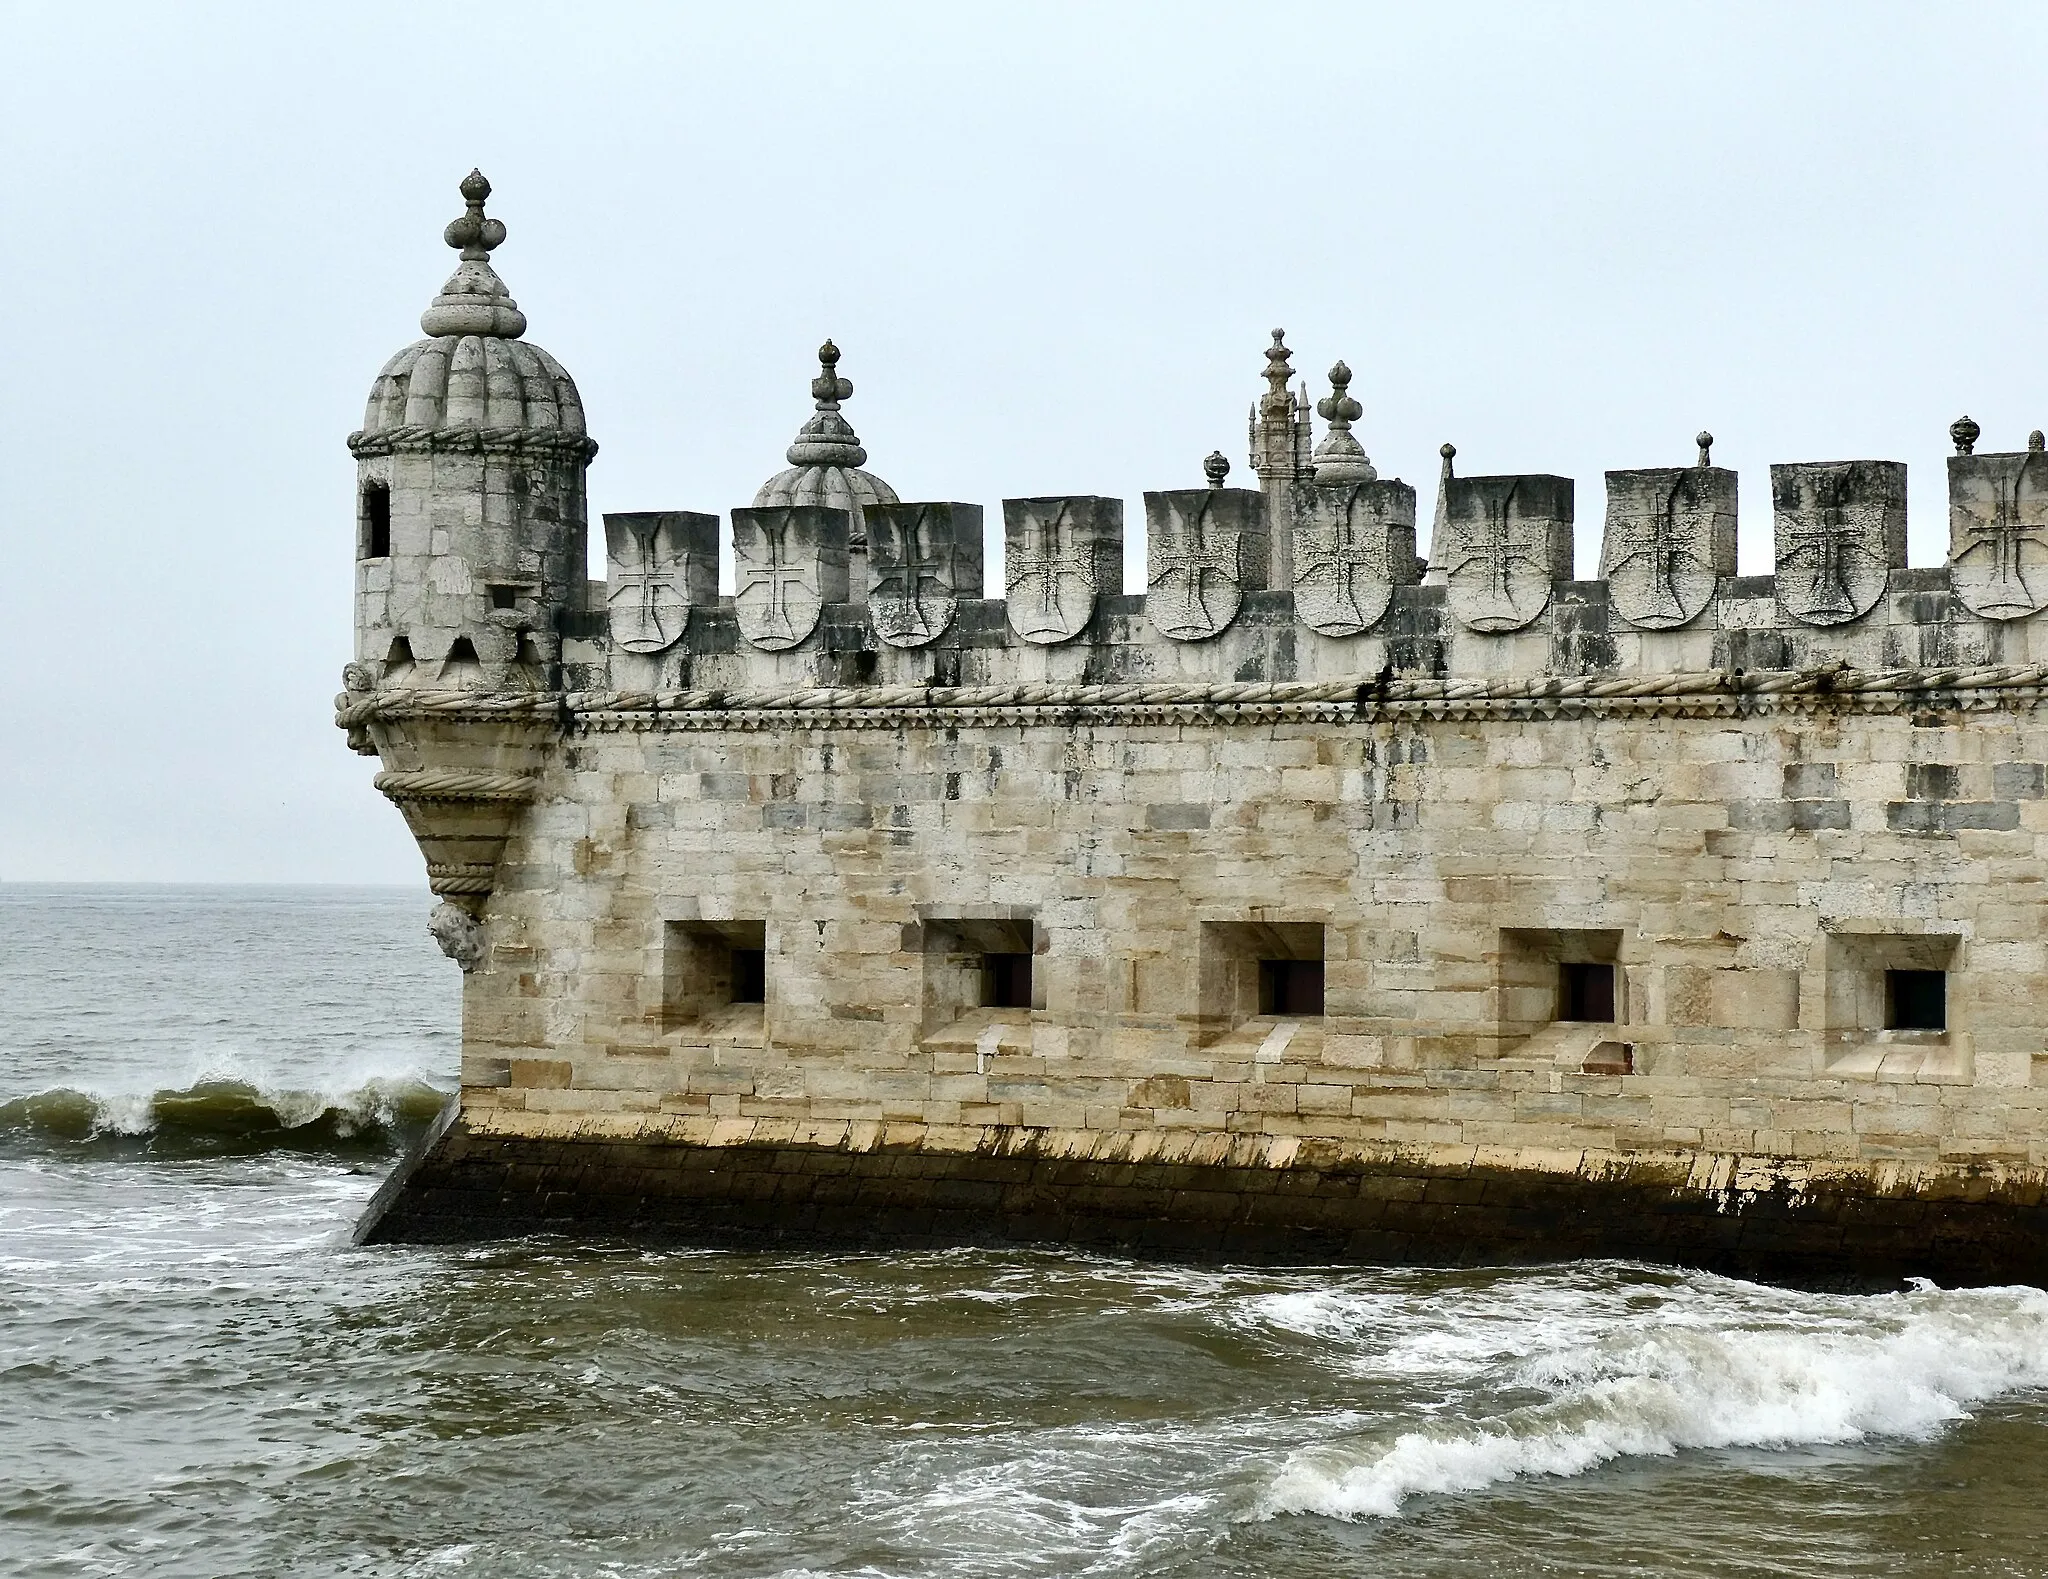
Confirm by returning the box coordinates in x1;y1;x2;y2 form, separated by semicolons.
5;885;2048;1577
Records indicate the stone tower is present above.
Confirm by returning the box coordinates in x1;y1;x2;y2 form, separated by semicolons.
349;170;597;690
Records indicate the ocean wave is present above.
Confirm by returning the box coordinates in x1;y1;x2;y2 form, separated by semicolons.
0;1072;450;1160
1257;1281;2048;1520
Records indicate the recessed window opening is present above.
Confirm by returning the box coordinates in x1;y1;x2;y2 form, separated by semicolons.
729;946;766;1005
1560;962;1616;1022
982;952;1033;1009
1886;969;1946;1031
489;583;518;610
361;485;391;558
1259;958;1325;1016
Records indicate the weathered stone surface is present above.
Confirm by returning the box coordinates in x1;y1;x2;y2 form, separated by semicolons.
1291;481;1418;637
1771;460;1907;627
1948;448;2048;620
730;506;851;651
1143;488;1266;641
1437;474;1574;633
866;502;982;647
345;203;2048;1280
1002;496;1122;644
604;511;717;654
1600;466;1737;630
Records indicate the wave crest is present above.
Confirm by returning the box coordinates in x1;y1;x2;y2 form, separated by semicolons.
0;1074;451;1159
1259;1282;2048;1520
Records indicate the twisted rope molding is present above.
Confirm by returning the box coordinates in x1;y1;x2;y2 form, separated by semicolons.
347;425;599;461
336;662;2048;731
373;769;539;802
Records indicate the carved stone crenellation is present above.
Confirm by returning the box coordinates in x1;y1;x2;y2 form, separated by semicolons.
1771;460;1907;627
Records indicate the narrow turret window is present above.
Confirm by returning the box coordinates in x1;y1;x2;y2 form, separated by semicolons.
361;485;391;558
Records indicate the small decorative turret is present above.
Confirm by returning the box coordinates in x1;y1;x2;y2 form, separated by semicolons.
349;170;597;693
1952;414;1981;456
752;340;900;568
1310;361;1378;484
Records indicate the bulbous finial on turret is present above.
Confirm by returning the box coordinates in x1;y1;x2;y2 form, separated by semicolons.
1696;431;1715;468
810;340;854;412
1951;414;1981;456
1203;450;1231;489
1262;329;1294;400
420;169;527;339
1310;360;1377;484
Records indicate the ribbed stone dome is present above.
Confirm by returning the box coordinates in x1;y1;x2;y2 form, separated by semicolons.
752;340;896;528
357;170;588;439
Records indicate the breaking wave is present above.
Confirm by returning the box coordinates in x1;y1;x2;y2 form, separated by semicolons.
0;1071;450;1159
1257;1280;2048;1520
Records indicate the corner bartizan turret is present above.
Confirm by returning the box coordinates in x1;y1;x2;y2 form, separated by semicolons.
349;169;597;690
340;172;589;960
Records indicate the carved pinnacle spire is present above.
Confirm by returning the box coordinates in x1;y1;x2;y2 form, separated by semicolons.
1696;431;1714;468
1952;414;1981;456
1262;329;1294;403
811;339;854;412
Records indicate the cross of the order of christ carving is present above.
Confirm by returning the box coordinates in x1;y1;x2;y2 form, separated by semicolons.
1605;487;1711;627
1780;486;1885;623
1149;497;1239;635
872;509;952;640
1007;504;1094;634
611;521;687;643
1296;491;1390;631
737;516;817;642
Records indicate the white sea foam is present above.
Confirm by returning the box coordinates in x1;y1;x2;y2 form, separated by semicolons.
1257;1282;2048;1520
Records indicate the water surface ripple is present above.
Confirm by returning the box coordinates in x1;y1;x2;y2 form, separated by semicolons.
4;886;2047;1577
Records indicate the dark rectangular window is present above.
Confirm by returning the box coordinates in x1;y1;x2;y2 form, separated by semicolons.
1886;969;1946;1031
1259;959;1326;1016
1560;962;1616;1022
489;583;518;610
362;486;391;558
727;946;766;1005
982;953;1033;1009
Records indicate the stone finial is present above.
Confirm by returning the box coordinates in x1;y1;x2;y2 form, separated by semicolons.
420;168;527;339
1203;450;1231;489
1952;414;1981;456
1310;361;1378;484
784;340;869;468
444;169;507;260
2031;430;2045;453
1696;431;1714;468
1439;442;1457;478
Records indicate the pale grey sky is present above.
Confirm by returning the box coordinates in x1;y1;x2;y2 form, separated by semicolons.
4;1;2044;882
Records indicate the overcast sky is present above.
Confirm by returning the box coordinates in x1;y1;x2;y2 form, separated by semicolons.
4;2;2046;883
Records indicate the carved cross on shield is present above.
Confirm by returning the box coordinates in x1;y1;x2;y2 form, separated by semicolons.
1770;461;1906;627
1292;481;1418;637
1143;489;1266;641
1438;474;1575;633
866;502;983;647
604;511;718;654
1003;496;1123;645
730;506;851;652
1948;450;2048;621
1599;468;1737;630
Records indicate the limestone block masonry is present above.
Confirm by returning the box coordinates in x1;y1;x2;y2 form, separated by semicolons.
342;175;2048;1287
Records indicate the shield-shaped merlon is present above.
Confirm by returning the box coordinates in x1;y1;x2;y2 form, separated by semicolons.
1948;451;2048;621
1291;480;1419;638
1599;468;1737;631
1438;475;1575;634
730;506;851;652
865;502;983;648
1769;460;1906;628
1002;496;1124;645
1142;488;1266;642
603;511;719;655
